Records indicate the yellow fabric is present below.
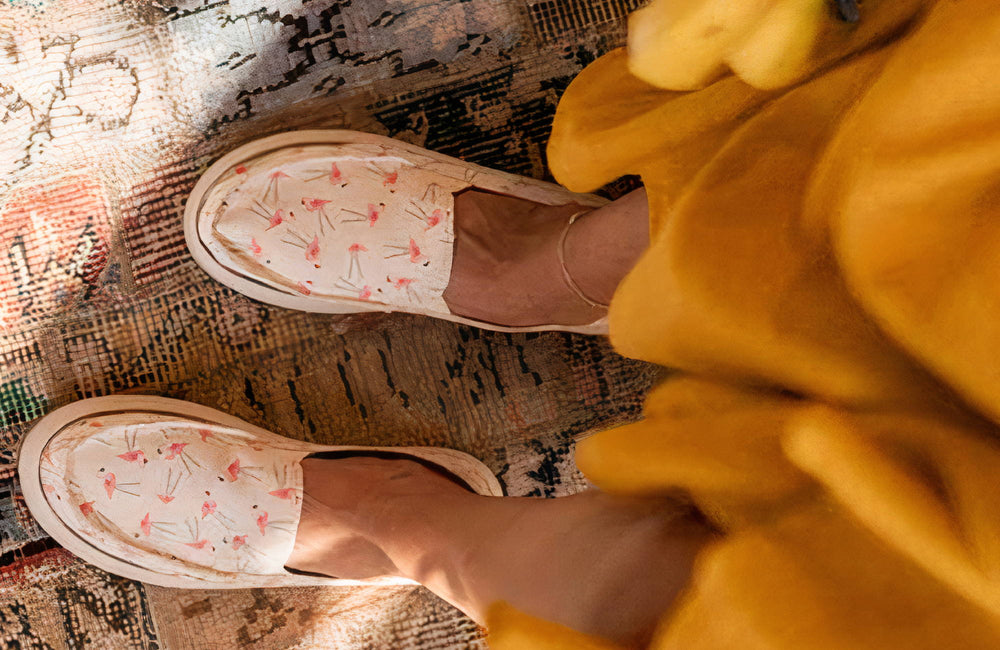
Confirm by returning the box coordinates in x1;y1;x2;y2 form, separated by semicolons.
492;0;1000;647
487;602;623;650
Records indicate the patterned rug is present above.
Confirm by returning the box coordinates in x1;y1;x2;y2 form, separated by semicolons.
0;1;654;647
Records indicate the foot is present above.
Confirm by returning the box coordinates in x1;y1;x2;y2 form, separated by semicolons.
285;456;474;582
442;189;649;328
198;138;648;329
285;454;709;646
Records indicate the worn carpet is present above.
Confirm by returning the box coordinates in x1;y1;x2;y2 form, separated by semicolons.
0;0;655;647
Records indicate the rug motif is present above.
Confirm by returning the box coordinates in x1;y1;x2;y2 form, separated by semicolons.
0;0;650;646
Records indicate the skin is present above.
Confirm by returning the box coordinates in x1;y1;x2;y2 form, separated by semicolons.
287;457;712;647
287;188;712;646
442;188;650;327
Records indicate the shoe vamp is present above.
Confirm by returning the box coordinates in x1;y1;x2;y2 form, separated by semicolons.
210;144;464;313
41;412;306;578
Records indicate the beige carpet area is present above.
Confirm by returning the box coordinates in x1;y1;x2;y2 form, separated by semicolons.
0;0;655;647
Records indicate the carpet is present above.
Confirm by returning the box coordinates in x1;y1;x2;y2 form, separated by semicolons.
0;1;653;647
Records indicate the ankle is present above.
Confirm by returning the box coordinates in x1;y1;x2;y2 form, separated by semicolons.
443;190;612;328
558;210;611;309
447;492;708;646
561;189;650;307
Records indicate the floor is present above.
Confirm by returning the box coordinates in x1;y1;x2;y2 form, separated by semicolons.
0;1;654;647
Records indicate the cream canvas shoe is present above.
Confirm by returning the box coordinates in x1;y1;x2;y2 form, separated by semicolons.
183;130;609;334
17;395;502;589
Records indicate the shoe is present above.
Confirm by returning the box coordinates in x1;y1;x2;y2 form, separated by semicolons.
183;130;609;334
17;395;503;589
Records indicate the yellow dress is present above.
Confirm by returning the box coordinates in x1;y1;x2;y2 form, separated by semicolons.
490;0;1000;647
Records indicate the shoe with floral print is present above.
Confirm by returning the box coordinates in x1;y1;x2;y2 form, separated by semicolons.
183;130;609;334
17;395;502;588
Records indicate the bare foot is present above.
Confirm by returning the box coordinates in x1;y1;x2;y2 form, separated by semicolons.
285;454;710;646
442;191;603;327
285;456;471;581
443;188;649;328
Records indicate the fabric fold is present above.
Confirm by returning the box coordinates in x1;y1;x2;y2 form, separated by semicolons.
501;0;1000;646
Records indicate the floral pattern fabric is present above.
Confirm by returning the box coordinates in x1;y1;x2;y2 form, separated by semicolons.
40;412;307;579
207;143;468;313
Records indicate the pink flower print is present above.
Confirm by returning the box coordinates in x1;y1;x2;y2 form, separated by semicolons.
102;473;138;499
264;170;290;203
257;512;269;536
117;450;148;464
334;276;372;300
79;501;95;516
385;239;428;264
330;163;342;183
185;539;211;550
201;500;217;519
265;209;285;231
301;197;331;212
268;488;296;500
383;171;398;186
342;202;384;227
161;442;188;460
42;484;56;494
89;421;103;427
232;535;248;550
226;458;264;484
305;236;320;264
346;243;367;280
296;281;312;295
389;277;417;302
235;165;247;174
104;473;117;499
302;198;335;234
159;467;182;503
198;428;213;442
249;238;262;256
404;202;443;229
141;514;174;535
408;239;428;263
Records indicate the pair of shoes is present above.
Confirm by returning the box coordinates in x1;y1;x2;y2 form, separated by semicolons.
19;130;601;589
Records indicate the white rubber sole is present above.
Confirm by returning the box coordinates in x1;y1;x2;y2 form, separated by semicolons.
183;130;609;335
18;395;503;589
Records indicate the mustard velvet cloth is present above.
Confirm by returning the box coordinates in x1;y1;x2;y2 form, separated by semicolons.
490;0;1000;647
